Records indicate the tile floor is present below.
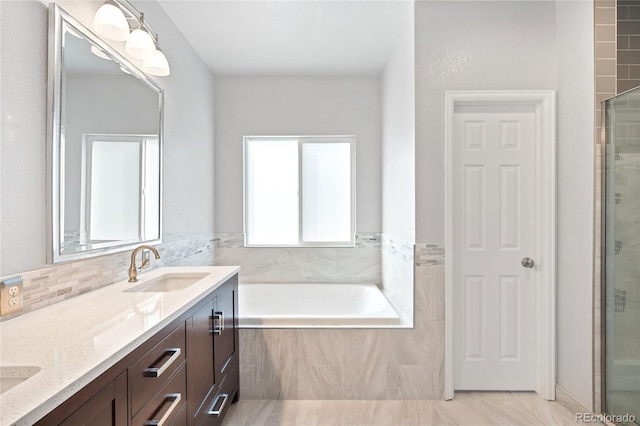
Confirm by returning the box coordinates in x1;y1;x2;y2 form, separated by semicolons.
221;392;596;425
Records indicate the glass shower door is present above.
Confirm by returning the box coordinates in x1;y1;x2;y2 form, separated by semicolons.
605;88;640;426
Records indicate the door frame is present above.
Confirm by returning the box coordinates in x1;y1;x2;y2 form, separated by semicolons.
444;90;557;400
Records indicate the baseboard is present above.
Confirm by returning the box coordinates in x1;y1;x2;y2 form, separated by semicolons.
556;386;617;426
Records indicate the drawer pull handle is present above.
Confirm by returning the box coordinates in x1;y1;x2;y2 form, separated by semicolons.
145;392;181;426
212;311;224;335
207;393;229;417
144;348;181;378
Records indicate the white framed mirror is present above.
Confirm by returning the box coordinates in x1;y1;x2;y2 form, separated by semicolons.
47;4;163;264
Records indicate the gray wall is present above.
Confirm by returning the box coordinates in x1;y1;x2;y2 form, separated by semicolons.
414;0;594;409
0;0;216;276
382;5;415;244
213;76;382;234
556;0;595;410
0;0;49;275
380;5;415;324
415;0;558;243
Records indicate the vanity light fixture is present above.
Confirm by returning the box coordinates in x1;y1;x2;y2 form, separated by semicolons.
125;14;156;60
93;2;129;41
143;39;170;77
92;0;170;76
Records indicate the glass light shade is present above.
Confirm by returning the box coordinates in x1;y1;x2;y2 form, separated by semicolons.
93;3;130;41
143;49;170;76
90;45;111;60
125;29;156;60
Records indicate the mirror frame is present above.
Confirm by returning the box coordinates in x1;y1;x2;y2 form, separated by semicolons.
47;4;164;264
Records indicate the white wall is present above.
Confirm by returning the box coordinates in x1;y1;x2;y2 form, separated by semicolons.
414;0;594;409
555;0;595;410
382;5;415;244
415;0;557;243
214;76;382;234
0;0;216;275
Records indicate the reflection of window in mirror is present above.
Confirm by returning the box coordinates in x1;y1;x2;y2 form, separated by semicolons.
244;136;355;247
69;134;160;246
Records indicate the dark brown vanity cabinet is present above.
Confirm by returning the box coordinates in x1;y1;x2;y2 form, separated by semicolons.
35;275;238;426
59;372;127;426
187;275;239;426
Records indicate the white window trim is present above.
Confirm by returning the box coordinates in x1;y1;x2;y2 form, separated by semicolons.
243;135;357;248
81;134;159;245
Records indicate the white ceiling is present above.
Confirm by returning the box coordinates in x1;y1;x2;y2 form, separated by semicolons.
157;0;413;76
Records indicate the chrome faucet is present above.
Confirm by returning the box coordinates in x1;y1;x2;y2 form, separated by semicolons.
128;245;161;283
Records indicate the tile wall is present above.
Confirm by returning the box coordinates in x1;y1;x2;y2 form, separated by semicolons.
237;243;446;401
618;0;640;92
381;235;414;325
213;233;381;284
6;228;446;398
0;235;215;321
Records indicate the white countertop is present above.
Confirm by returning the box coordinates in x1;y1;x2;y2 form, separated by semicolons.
0;266;240;426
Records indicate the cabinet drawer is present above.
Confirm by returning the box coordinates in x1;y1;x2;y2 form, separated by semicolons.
132;363;187;426
198;364;238;426
170;405;187;426
130;323;186;416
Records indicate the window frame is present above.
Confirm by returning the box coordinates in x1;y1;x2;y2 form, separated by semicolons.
243;135;356;248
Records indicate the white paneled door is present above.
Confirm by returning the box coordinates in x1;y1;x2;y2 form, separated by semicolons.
452;107;536;390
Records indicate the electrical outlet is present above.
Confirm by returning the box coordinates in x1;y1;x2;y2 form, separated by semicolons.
1;277;23;316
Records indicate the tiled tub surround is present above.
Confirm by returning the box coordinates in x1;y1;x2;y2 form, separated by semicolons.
238;244;446;400
381;235;415;325
215;232;416;325
0;235;215;320
0;266;239;426
214;233;381;284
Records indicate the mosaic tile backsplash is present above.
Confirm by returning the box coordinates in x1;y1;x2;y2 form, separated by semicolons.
0;235;215;321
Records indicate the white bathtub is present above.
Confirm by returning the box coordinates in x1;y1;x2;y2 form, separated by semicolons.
238;282;401;328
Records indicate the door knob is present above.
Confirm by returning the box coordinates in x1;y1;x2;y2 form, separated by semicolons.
521;257;535;268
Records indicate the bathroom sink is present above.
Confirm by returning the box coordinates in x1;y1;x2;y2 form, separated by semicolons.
125;272;210;293
0;366;41;394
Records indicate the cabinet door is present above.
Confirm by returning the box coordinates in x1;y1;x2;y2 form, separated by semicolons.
186;298;215;425
60;372;127;426
214;278;237;380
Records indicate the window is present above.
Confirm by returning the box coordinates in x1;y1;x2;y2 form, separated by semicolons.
244;136;355;247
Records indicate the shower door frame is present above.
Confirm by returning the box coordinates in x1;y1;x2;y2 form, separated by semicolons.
601;91;640;421
600;103;608;416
